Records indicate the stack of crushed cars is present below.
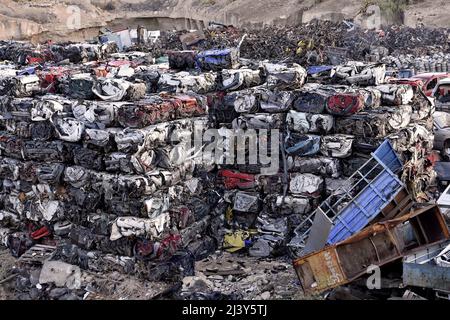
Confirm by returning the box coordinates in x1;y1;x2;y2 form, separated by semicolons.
0;41;223;299
201;55;445;299
0;38;439;300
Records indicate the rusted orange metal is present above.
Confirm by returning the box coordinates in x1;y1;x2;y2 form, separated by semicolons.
293;205;450;294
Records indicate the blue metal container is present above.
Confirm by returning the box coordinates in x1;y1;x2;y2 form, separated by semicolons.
326;140;403;244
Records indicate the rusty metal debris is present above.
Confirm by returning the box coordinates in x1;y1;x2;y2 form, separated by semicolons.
293;205;449;294
153;21;449;66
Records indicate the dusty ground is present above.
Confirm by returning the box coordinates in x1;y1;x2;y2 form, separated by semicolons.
0;0;449;42
185;251;312;300
82;272;177;300
0;244;310;300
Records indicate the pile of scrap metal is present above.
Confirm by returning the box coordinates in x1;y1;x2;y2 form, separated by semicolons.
205;58;435;259
150;21;449;66
0;44;222;299
293;204;450;300
0;41;119;65
0;36;439;300
403;238;450;299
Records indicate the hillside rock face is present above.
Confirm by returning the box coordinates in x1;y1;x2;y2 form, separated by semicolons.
0;0;448;41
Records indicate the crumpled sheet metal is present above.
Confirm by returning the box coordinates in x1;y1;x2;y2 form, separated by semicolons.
0;227;11;246
249;215;288;257
287;156;342;178
65;161;194;200
285;133;321;156
158;71;218;94
257;88;296;113
266;195;311;215
195;48;240;72
375;84;414;106
223;230;253;253
207;92;244;126
116;94;207;128
217;169;258;190
219;68;263;92
326;91;365;116
226;89;259;113
291;83;384;116
0;48;209;290
232;191;261;213
331;62;386;86
286;111;334;134
324;177;356;197
92;78;131;101
0;116;208;175
220;86;296;114
289;173;324;198
1;94;207;143
383;123;433;156
0;74;41;98
352;122;434;158
335;105;412;138
320;134;354;158
292;83;328;113
168;50;196;70
232;113;284;130
53;117;85;142
263;63;307;90
65;73;96;100
411;89;434;122
71;100;118;129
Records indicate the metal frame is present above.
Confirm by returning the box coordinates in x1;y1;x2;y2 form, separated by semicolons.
290;140;404;252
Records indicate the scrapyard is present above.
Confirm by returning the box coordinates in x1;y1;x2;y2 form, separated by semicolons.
0;18;449;301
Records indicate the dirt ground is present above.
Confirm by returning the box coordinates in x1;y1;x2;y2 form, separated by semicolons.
187;251;311;300
0;244;311;300
0;0;449;41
